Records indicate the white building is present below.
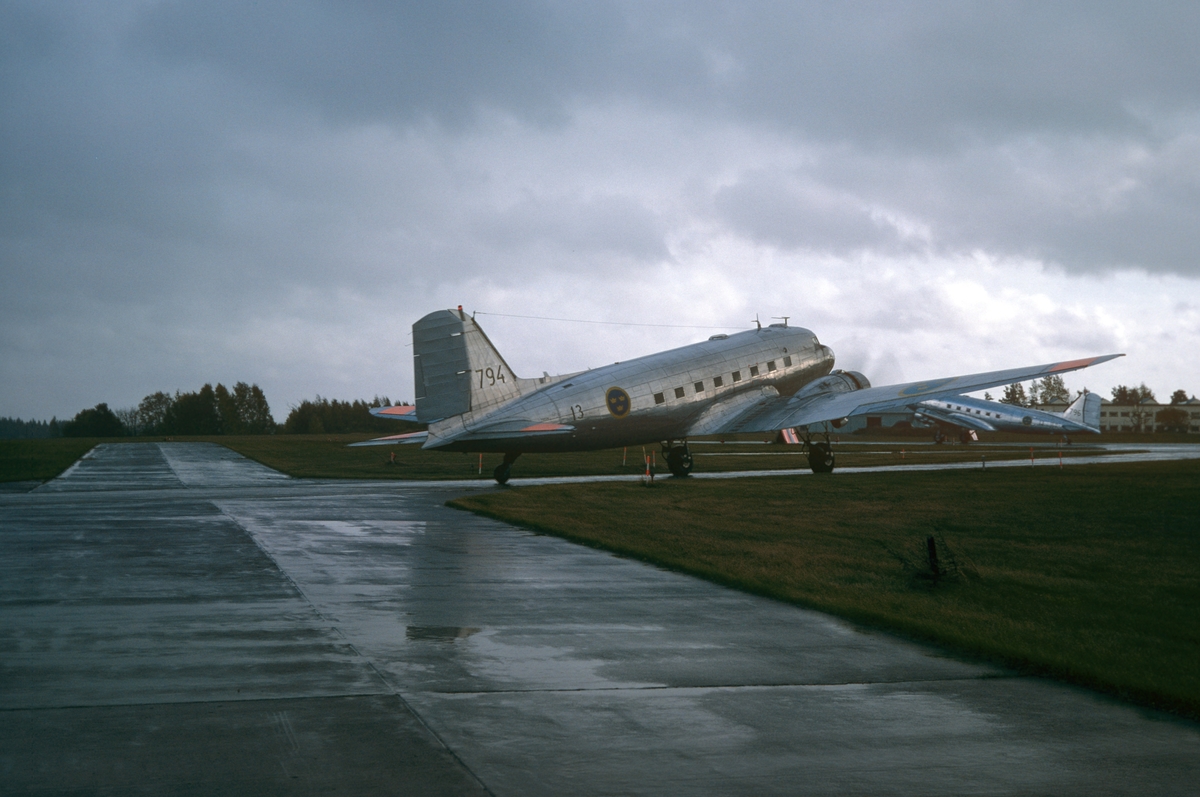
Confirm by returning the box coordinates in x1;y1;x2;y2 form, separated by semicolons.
1093;397;1200;433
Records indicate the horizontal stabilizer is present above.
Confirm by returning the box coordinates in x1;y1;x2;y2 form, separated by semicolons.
348;431;429;447
370;405;421;422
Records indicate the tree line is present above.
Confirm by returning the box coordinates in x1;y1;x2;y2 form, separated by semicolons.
282;396;406;434
54;382;276;437
2;386;411;439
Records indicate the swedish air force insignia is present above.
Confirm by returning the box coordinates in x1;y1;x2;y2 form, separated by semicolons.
605;387;631;418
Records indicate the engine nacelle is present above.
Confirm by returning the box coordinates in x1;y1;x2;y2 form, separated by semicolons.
795;370;871;399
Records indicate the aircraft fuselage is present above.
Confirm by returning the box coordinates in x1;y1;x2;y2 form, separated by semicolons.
423;324;835;453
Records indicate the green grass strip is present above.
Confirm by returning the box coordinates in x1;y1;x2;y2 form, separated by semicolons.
0;439;103;483
450;460;1200;719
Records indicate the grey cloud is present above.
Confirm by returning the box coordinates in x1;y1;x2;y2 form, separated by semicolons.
472;194;668;261
712;170;916;254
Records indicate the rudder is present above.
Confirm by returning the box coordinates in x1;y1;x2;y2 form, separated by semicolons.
1063;392;1101;429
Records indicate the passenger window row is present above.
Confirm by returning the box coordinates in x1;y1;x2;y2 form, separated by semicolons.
651;356;795;406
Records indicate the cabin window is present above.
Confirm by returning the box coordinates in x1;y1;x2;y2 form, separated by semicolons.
674;387;685;399
694;381;704;393
732;371;742;382
654;392;665;405
784;356;792;367
767;361;776;371
750;365;760;377
713;375;724;387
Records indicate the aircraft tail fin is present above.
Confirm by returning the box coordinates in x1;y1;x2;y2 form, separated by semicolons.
412;308;524;423
1062;391;1101;430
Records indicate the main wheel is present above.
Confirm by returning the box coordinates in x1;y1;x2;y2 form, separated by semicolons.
666;446;693;477
493;463;512;484
808;442;835;473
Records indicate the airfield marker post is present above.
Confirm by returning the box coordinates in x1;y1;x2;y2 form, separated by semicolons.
478;454;482;475
1059;451;1063;469
1030;447;1035;466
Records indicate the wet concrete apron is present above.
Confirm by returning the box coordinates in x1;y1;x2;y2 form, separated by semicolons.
2;443;1197;795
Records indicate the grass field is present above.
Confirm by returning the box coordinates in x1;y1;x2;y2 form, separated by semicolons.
0;438;105;484
1;433;1141;484
450;460;1200;719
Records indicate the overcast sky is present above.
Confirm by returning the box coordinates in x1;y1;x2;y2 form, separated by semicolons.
4;1;1199;422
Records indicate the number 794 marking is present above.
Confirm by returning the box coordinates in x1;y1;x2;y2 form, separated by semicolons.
476;366;506;388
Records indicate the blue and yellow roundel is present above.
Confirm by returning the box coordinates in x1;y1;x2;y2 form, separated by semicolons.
605;387;632;419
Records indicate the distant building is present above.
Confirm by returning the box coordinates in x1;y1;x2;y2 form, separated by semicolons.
1093;397;1200;433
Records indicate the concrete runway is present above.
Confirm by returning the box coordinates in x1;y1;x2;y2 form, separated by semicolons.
2;443;1198;795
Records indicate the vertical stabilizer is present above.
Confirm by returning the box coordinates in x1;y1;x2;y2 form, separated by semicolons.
412;309;523;422
1062;392;1101;429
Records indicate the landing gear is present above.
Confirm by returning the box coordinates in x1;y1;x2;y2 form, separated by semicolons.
664;442;694;477
933;429;946;444
959;430;973;444
493;452;521;484
807;441;835;473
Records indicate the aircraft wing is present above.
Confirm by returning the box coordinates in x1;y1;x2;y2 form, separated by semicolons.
718;354;1123;434
348;430;430;447
911;404;1000;432
445;420;576;443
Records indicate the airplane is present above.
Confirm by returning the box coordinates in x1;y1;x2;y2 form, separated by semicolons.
911;391;1102;443
354;307;1122;483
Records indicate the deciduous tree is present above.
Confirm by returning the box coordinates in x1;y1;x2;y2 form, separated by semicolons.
1111;384;1156;405
63;403;126;437
1156;407;1189;433
137;391;174;434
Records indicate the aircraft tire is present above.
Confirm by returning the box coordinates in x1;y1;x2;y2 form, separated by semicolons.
808;442;835;474
667;446;693;477
493;463;511;485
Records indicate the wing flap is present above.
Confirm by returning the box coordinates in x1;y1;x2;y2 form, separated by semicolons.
449;420;576;443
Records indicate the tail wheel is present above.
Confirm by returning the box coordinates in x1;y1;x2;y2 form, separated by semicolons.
666;445;693;477
808;442;835;474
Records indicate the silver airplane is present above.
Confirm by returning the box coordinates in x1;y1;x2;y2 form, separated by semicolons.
912;392;1102;442
355;307;1121;483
